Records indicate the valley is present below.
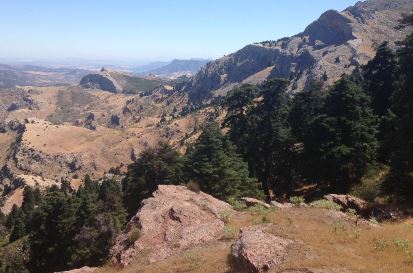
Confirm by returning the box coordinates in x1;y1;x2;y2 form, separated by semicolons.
0;0;413;272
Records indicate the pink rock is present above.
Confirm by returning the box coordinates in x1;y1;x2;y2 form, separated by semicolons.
231;225;293;272
241;197;271;209
324;194;368;213
110;185;234;266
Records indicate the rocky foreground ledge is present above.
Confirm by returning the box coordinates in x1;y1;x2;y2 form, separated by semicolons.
110;185;235;265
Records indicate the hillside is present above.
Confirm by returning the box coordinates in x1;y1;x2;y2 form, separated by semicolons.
80;68;167;94
0;63;89;88
144;59;211;78
184;0;413;103
0;82;220;214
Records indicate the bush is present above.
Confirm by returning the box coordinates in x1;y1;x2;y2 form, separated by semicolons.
129;225;141;243
311;199;342;211
227;197;247;211
289;196;305;207
350;165;387;202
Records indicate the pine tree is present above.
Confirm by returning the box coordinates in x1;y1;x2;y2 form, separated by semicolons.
251;79;293;198
29;191;78;273
305;76;378;192
383;14;413;198
123;143;185;216
8;206;26;242
362;42;399;117
223;84;259;156
185;123;262;201
289;81;325;141
22;186;35;214
9;212;26;242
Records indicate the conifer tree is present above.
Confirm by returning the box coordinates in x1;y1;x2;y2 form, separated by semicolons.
185;123;262;200
123;143;184;215
384;14;413;198
305;76;378;192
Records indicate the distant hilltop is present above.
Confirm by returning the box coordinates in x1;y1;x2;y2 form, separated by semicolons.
134;59;211;78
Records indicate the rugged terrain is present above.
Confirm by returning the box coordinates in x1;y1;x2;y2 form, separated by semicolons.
134;59;211;78
89;185;413;273
0;63;90;88
0;81;221;213
184;0;413;102
0;0;411;214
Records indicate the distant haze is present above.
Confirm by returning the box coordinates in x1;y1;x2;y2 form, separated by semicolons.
1;0;358;64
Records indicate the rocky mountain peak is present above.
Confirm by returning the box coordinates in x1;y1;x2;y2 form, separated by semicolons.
184;0;413;104
303;10;355;46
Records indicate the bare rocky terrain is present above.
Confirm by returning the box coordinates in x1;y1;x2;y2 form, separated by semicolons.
0;81;222;213
0;0;411;230
184;0;413;103
87;185;413;273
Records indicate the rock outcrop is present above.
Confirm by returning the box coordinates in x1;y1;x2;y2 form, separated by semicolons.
231;225;294;273
241;197;271;209
57;267;97;273
184;0;413;103
80;72;121;93
324;194;368;213
110;185;234;266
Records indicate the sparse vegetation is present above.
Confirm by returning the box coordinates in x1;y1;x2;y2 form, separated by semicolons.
311;199;342;211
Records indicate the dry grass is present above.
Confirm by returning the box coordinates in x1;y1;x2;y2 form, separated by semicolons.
96;242;235;273
97;207;413;273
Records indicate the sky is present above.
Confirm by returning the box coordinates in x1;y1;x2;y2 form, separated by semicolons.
0;0;359;64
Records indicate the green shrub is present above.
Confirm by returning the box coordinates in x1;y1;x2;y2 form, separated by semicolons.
289;196;305;207
219;210;231;223
129;225;141;243
227;197;247;211
393;238;410;252
311;199;342;211
223;226;239;240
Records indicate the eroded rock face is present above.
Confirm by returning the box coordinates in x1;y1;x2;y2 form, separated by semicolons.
110;185;234;266
231;225;293;273
185;0;413;103
80;74;118;93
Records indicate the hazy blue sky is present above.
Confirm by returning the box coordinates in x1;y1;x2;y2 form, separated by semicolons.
0;0;359;63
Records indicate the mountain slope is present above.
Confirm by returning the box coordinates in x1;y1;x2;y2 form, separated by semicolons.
185;0;413;103
80;68;166;94
0;64;89;88
146;59;211;78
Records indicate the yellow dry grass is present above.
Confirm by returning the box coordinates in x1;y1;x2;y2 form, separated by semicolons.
97;207;413;273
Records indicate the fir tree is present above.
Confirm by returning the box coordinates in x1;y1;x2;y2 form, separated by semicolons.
383;14;413;198
123;143;185;216
305;76;378;192
185;123;262;201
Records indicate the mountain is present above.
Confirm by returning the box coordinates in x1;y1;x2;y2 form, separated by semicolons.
184;0;413;103
135;59;211;78
80;67;167;94
133;61;170;74
146;59;211;78
0;63;90;88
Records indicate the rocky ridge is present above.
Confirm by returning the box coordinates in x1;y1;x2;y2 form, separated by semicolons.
110;185;234;265
185;0;413;103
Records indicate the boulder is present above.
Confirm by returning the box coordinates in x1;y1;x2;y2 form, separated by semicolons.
231;225;293;273
241;197;271;209
324;194;368;213
110;185;234;266
271;201;294;209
